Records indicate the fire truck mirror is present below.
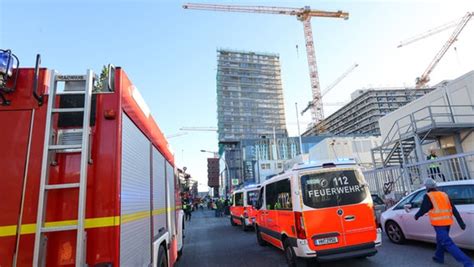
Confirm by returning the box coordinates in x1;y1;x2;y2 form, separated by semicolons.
107;64;116;92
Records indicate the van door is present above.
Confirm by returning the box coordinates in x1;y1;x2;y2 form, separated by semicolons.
256;187;267;229
336;169;377;247
300;170;345;251
263;182;282;248
232;192;245;224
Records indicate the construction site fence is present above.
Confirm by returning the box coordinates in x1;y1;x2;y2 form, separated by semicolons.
363;151;474;203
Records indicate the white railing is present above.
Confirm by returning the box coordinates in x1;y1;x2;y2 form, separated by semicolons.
364;151;474;201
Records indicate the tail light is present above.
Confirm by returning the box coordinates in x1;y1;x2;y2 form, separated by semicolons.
294;212;306;239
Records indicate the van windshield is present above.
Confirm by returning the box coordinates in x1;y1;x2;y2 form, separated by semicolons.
301;169;367;209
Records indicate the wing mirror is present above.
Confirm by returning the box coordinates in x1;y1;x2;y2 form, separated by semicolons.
404;204;412;213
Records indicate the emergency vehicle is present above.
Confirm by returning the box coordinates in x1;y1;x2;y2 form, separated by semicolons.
254;159;382;266
230;185;260;231
0;50;184;266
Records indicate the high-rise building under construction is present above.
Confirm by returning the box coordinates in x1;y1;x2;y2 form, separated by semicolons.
217;49;287;142
216;49;287;190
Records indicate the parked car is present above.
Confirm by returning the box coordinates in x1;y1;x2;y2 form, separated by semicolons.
371;194;387;226
380;180;474;250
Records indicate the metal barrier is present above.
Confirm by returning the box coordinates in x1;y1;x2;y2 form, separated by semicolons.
364;151;474;201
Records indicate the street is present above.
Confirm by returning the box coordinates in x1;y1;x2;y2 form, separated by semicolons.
177;210;474;267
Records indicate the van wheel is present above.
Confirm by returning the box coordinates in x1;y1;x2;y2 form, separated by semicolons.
241;219;248;231
283;239;298;267
157;245;168;267
256;226;267;246
230;216;236;226
386;221;406;244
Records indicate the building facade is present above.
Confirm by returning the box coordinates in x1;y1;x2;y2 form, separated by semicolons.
217;49;287;142
216;49;288;188
303;87;434;136
240;136;325;184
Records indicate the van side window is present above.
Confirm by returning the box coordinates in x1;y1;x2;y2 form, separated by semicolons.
266;179;292;210
276;179;292;210
266;183;277;210
256;187;264;209
234;192;243;207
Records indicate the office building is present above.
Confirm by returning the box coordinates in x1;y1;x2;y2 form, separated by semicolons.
303;87;434;136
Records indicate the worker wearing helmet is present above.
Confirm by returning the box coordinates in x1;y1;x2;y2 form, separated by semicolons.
414;178;472;267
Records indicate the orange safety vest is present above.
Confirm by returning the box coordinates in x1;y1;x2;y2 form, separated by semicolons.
427;191;454;226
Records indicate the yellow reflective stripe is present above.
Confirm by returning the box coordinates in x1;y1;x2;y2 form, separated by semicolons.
152;208;168;216
121;211;150;224
432;215;453;221
0;216;119;237
0;206;180;237
431;209;452;214
0;225;18;237
86;216;120;228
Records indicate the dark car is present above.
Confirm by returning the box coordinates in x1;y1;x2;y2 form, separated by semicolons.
371;194;387;226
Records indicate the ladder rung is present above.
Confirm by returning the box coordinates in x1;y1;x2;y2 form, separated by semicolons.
52;108;85;113
56;91;85;95
45;183;80;190
49;144;82;150
42;225;78;233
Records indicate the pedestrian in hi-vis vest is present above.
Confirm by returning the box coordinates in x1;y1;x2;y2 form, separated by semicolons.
427;149;446;182
415;178;473;267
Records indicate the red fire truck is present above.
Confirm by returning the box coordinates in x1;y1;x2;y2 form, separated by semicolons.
0;50;184;267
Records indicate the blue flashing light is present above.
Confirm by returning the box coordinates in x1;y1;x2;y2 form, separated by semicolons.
0;50;15;77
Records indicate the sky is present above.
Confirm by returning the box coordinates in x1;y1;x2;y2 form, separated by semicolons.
1;0;473;192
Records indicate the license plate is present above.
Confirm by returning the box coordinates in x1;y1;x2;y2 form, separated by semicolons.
315;237;338;246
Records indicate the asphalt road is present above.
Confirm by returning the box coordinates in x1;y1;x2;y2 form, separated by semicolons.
176;210;474;267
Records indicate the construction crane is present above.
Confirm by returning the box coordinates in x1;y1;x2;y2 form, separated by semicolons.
397;16;462;48
183;3;349;125
180;126;218;132
301;63;358;115
400;12;473;88
166;132;189;139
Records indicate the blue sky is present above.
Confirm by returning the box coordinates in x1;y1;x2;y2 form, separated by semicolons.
1;0;473;191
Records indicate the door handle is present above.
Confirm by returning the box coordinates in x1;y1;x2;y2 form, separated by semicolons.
344;215;356;222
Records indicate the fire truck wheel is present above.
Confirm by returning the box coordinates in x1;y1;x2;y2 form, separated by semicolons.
157;245;168;267
241;219;248;231
230;216;237;226
256;226;267;246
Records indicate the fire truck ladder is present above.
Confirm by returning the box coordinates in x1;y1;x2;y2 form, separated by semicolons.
33;70;94;266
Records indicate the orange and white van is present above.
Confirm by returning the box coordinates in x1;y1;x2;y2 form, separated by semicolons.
230;185;261;231
254;160;382;266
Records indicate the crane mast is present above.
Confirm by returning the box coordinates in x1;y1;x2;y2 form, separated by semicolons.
183;3;349;125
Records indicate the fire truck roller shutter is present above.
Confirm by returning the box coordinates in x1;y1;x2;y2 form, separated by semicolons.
152;147;167;238
166;162;176;235
120;113;152;266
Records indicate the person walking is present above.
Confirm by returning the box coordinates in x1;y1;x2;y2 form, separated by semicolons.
427;149;446;182
414;178;472;267
217;198;224;217
184;199;192;221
